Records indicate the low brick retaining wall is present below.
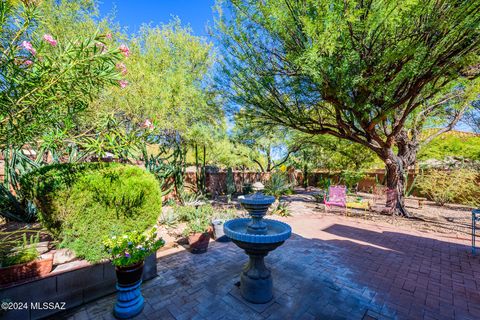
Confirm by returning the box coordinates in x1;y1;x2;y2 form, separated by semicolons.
0;253;157;320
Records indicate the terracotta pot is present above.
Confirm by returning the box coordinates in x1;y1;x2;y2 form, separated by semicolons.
0;255;53;285
115;261;144;286
188;232;210;254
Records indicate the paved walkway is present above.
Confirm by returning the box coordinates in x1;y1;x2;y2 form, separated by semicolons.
56;215;480;320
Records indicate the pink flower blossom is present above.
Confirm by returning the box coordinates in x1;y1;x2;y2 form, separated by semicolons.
116;62;127;75
23;60;33;66
105;33;112;40
142;119;154;130
95;42;107;53
119;80;129;88
42;34;57;46
21;41;36;55
119;44;130;57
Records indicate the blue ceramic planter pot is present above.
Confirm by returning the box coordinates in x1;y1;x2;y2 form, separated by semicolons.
114;262;145;319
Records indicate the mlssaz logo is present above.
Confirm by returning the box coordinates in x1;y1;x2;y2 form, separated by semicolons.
30;302;66;310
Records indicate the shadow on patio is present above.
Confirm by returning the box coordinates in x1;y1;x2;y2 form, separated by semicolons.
55;224;480;320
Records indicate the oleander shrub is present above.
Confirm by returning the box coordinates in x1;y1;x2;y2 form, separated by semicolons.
416;169;479;206
21;163;162;262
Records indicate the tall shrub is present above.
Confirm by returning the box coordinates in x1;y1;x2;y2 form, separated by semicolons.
416;169;479;206
21;163;162;262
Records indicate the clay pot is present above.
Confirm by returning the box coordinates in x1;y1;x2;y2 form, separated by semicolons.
115;261;144;286
188;232;210;254
0;254;53;285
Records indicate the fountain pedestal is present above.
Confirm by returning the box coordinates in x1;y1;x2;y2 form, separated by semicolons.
224;183;291;304
234;241;284;303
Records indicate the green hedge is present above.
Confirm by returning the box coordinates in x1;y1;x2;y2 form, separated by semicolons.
21;163;162;263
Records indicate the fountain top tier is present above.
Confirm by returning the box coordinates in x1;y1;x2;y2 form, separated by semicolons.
224;182;291;243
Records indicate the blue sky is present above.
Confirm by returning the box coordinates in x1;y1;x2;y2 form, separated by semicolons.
98;0;216;37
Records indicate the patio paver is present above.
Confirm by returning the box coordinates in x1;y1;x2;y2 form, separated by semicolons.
54;215;480;320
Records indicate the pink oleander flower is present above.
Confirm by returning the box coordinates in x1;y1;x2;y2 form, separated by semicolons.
105;33;112;40
23;60;33;66
43;34;57;46
119;80;129;88
119;44;130;57
21;41;36;55
95;42;107;53
116;62;127;75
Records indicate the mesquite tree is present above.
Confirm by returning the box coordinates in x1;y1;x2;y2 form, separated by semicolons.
215;0;480;216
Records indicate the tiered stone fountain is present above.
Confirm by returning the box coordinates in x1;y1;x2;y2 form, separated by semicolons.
223;182;291;304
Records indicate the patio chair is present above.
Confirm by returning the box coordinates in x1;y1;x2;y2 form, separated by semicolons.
371;188;397;214
324;185;347;214
346;198;370;218
472;209;480;255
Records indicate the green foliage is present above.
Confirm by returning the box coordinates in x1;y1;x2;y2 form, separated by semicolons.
174;203;214;223
264;171;292;199
316;176;331;190
143;139;186;198
93;20;219;141
216;0;480;208
0;0;125;147
178;189;207;207
21;163;162;263
211;208;238;221
270;201;291;217
0;232;39;268
419;133;480;162
0;147;78;222
232;115;294;172
242;183;253;195
181;205;212;236
158;209;179;229
339;170;366;191
103;228;164;267
416;169;480;206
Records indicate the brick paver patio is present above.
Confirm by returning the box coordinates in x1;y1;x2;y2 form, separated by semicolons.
56;215;480;320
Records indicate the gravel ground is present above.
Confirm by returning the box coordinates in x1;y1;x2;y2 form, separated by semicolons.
282;187;475;242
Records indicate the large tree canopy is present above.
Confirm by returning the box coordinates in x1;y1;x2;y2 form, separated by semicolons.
215;0;480;215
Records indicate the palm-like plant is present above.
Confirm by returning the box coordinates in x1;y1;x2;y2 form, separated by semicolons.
264;171;292;200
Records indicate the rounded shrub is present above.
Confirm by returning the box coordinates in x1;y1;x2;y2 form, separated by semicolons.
21;163;162;263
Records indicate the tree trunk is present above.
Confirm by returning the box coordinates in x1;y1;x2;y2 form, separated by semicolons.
266;147;272;172
195;143;199;192
202;145;206;194
384;152;410;217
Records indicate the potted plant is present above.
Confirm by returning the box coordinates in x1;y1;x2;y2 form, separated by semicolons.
184;215;211;254
103;228;164;319
0;232;53;285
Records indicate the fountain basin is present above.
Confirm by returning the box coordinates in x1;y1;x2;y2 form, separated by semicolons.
223;218;291;244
